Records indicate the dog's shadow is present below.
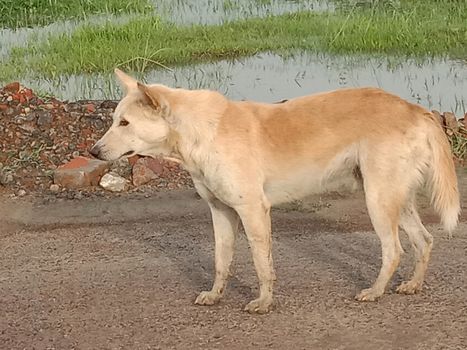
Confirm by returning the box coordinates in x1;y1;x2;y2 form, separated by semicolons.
125;213;410;302
131;216;255;300
273;216;410;294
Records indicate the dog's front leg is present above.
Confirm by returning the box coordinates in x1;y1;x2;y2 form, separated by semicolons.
195;200;239;306
235;199;275;314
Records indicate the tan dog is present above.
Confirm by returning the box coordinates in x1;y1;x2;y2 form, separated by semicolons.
90;69;460;314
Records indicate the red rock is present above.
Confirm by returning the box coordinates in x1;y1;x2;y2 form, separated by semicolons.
22;88;34;99
0;103;8;111
54;156;109;188
85;103;96;113
77;142;88;151
144;157;164;174
59;156;88;169
3;82;20;93
128;155;141;167
132;157;162;186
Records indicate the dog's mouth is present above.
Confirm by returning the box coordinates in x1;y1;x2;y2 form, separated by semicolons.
121;150;135;158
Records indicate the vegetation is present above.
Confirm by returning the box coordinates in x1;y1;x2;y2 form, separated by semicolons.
0;0;152;28
449;127;467;163
1;0;466;80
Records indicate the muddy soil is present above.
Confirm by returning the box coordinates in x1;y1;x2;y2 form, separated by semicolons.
1;169;466;349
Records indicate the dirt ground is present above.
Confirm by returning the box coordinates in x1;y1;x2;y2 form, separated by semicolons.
1;169;466;349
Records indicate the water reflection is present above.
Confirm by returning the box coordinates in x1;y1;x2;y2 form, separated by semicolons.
153;0;332;25
19;53;466;114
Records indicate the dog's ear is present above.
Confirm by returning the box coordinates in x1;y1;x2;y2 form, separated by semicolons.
137;82;170;117
114;68;138;92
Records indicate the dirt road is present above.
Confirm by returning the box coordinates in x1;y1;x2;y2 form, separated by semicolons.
1;170;466;349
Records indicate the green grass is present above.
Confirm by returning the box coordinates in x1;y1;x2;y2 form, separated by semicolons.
1;0;466;80
0;0;152;28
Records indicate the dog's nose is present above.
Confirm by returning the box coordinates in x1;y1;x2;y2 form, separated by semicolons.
89;144;101;159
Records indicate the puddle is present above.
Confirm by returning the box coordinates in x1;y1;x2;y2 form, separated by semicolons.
18;53;467;115
153;0;332;25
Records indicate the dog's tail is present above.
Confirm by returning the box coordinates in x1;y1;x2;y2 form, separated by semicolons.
425;113;460;233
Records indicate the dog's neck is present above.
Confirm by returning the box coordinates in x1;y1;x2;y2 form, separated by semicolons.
162;122;214;174
160;89;228;173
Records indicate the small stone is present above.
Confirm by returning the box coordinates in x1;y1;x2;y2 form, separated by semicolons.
100;100;118;109
72;151;80;158
84;103;96;113
6;96;13;102
36;111;53;127
50;184;60;192
92;119;104;129
17;189;26;197
100;172;128;192
110;158;132;178
24;107;30;114
6;174;14;184
0;171;13;185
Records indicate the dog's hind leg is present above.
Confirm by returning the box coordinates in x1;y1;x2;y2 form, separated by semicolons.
397;198;433;295
355;163;405;301
195;200;240;306
235;197;275;314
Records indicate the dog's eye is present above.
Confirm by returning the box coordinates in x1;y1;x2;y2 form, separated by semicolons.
119;119;129;126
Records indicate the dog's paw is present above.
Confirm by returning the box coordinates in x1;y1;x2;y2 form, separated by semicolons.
244;297;273;314
396;280;422;295
355;288;384;302
194;291;221;306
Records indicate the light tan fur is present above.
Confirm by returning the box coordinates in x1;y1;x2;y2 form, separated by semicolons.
90;69;460;313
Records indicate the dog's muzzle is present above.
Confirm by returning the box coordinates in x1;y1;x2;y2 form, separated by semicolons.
89;144;102;159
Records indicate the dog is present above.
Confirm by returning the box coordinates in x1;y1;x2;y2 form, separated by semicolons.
90;69;460;314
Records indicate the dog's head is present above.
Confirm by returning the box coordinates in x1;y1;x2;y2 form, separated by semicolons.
90;69;173;161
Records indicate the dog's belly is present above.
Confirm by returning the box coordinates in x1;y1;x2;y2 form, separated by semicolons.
264;164;359;206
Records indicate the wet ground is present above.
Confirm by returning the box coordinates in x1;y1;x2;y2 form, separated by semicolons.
1;169;466;349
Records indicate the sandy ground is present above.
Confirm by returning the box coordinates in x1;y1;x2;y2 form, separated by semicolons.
1;168;466;349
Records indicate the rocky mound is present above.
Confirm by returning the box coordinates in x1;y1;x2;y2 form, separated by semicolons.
0;82;192;197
